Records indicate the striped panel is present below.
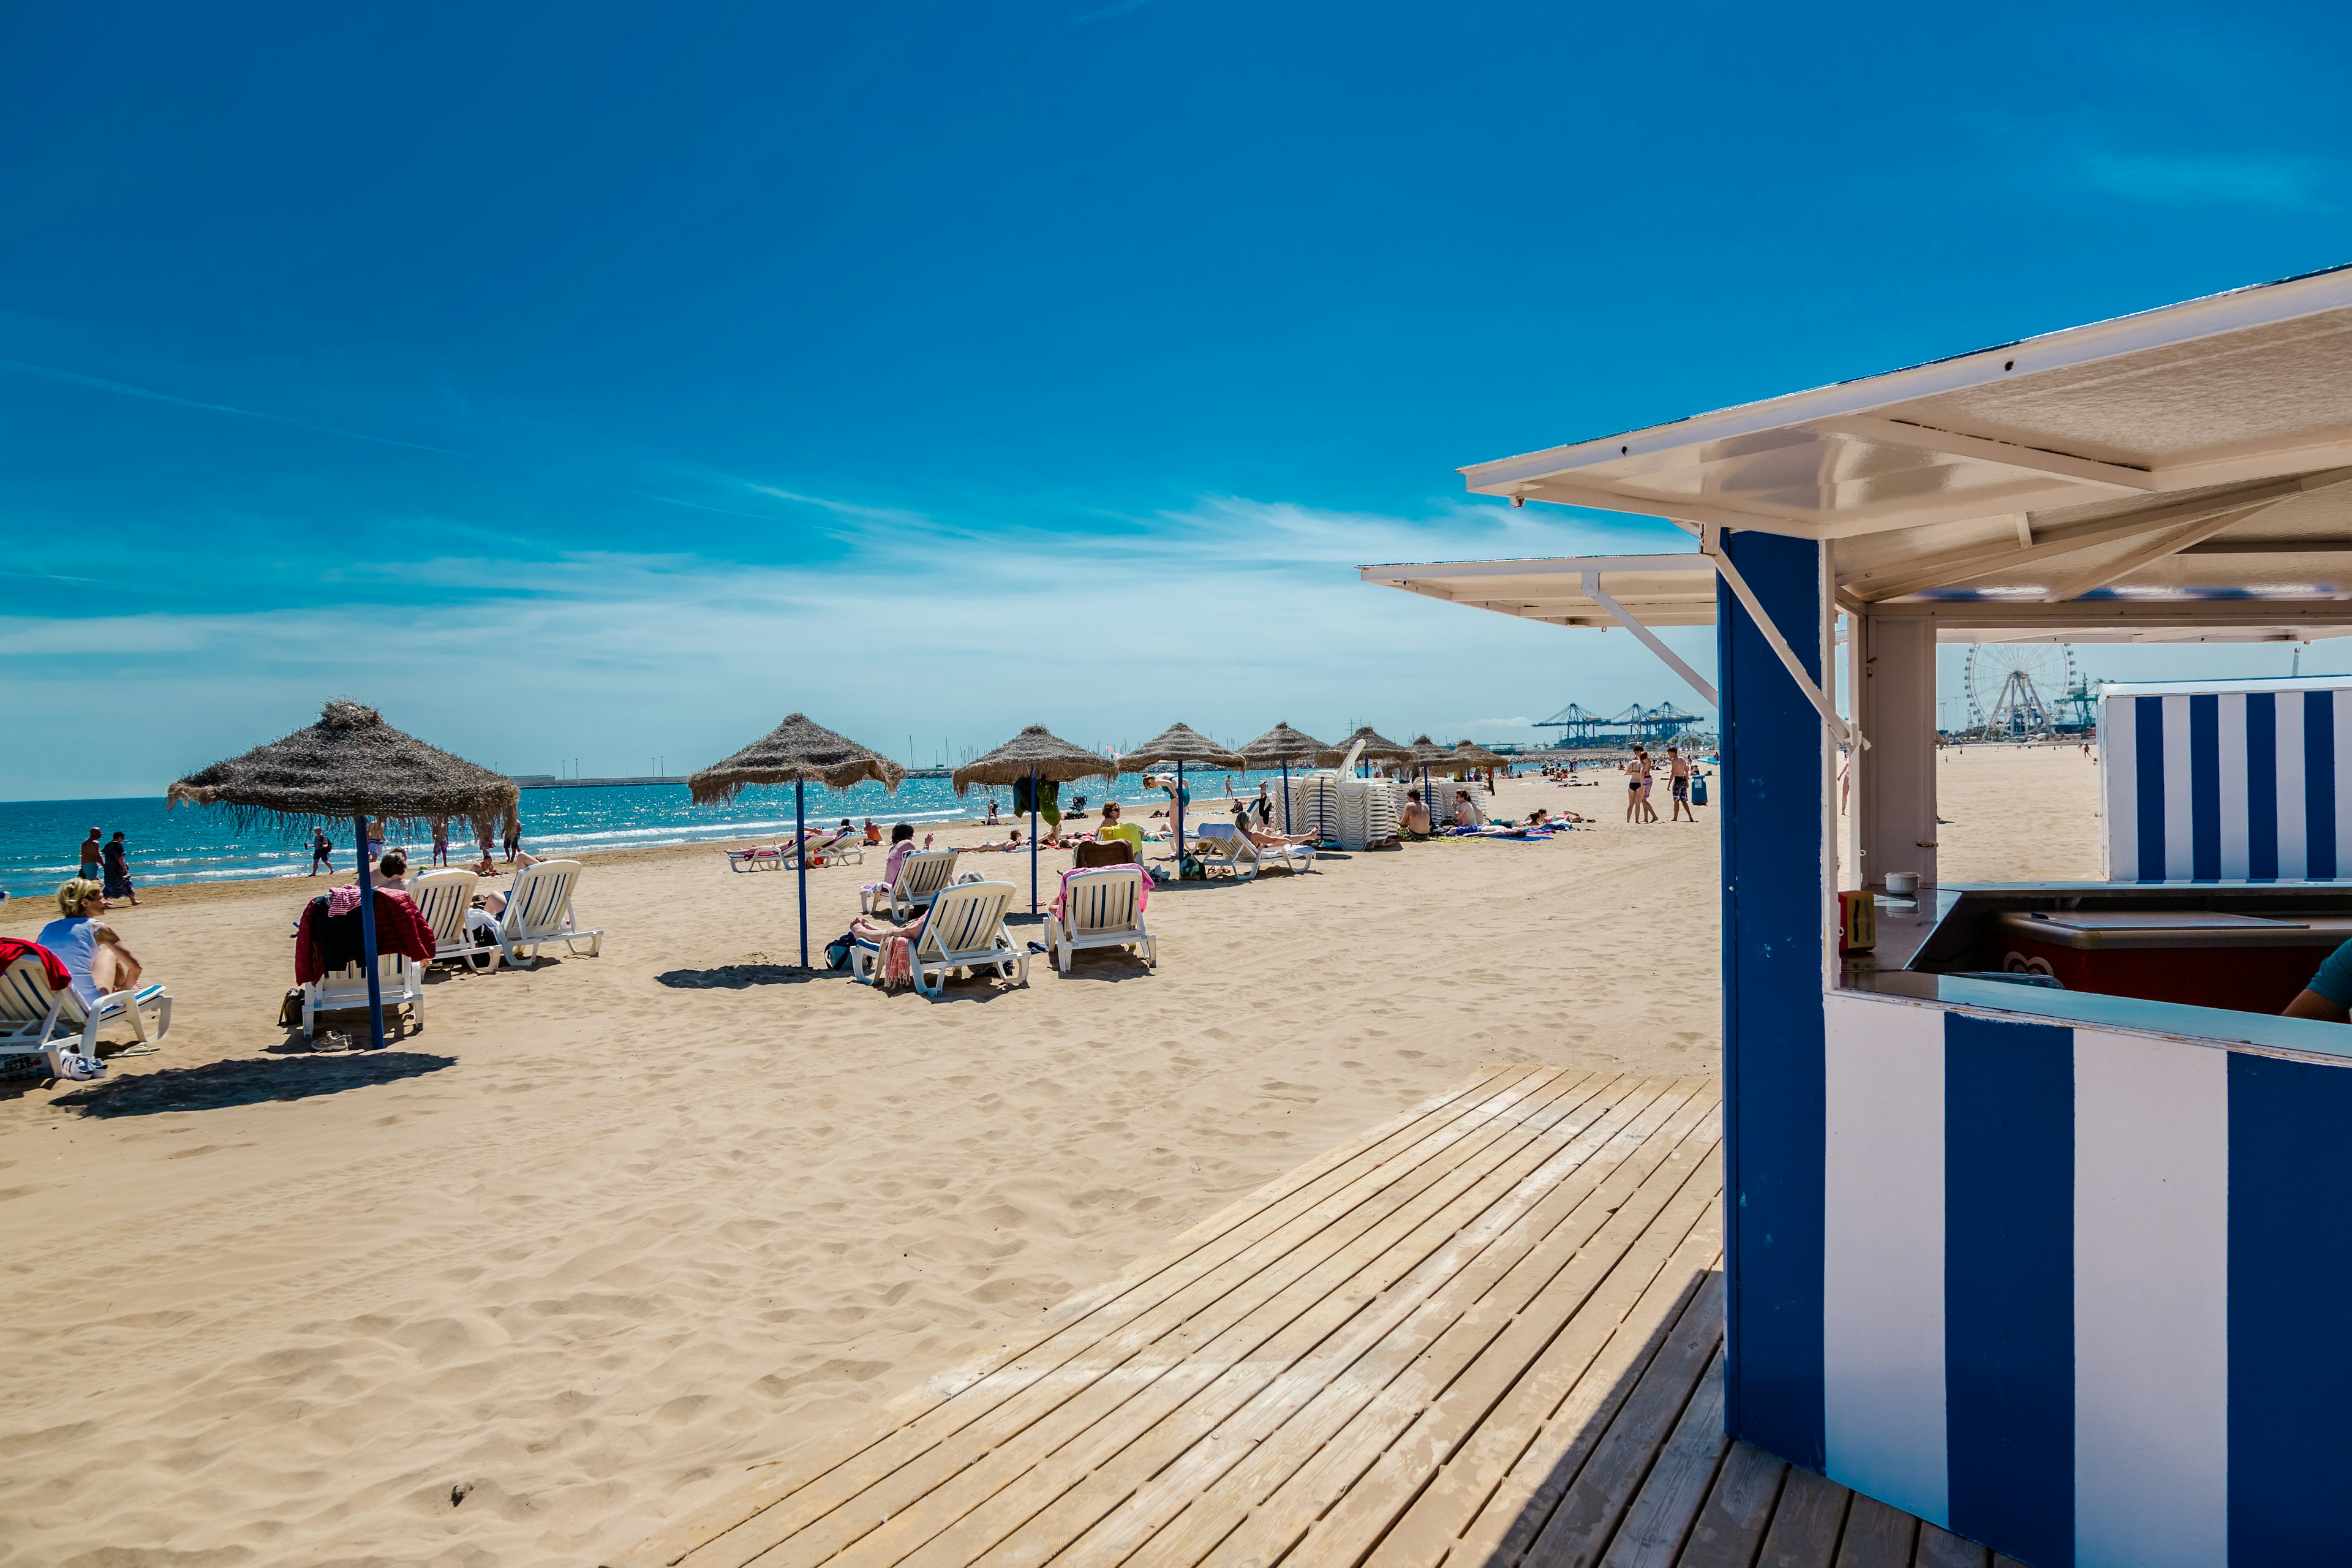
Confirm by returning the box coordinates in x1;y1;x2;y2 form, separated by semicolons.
2101;684;2352;880
2226;1053;2352;1567
2073;1030;2227;1568
1823;1000;1947;1525
1945;1010;2075;1567
0;958;58;1023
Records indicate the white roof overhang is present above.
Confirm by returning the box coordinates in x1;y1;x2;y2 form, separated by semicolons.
1447;265;2352;638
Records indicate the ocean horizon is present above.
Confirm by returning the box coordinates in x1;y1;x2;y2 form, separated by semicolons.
0;767;1392;896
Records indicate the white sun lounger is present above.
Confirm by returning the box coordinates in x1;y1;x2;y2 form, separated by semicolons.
725;845;790;872
859;848;960;919
410;870;497;973
0;953;174;1079
850;880;1029;997
1042;866;1155;974
1188;821;1258;881
304;951;424;1039
492;859;605;968
785;831;865;869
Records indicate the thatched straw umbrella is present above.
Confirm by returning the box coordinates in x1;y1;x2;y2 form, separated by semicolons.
688;714;906;967
1120;723;1246;861
952;726;1121;914
1239;722;1337;834
169;699;519;1050
1336;725;1415;777
1404;734;1456;812
1452;741;1510;794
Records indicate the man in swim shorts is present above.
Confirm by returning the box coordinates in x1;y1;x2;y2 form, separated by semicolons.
1667;745;1694;821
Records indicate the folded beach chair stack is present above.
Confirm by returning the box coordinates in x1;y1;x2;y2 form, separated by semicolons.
0;950;174;1080
1281;774;1341;843
1330;775;1401;850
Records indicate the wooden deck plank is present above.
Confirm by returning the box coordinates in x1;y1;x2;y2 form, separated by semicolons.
1832;1497;1915;1568
1110;1099;1721;1568
1383;1218;1724;1568
1512;1273;1725;1568
618;1065;1542;1568
1276;1123;1724;1568
1027;1085;1717;1568
1752;1467;1852;1568
905;1081;1709;1568
1909;1523;1989;1568
663;1068;1587;1568
1671;1443;1788;1568
742;1071;1627;1568
1594;1346;1730;1568
835;1073;1656;1568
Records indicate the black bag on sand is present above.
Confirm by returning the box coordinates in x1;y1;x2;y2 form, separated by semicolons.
279;987;305;1028
823;933;856;971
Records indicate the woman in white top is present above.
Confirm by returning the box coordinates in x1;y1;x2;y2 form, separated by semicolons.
36;879;144;1008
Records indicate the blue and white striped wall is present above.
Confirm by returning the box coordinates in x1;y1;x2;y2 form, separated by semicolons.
1814;991;2352;1567
2101;679;2352;881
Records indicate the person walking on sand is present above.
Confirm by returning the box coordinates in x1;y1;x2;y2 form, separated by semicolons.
503;823;521;862
1624;755;1646;823
1667;746;1695;823
1639;750;1659;822
431;824;450;868
311;829;334;875
102;831;140;905
78;828;103;883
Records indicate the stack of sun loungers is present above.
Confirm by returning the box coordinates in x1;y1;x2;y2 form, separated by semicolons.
1333;775;1401;850
1281;773;1342;843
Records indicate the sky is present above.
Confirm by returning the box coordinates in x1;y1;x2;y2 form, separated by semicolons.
6;1;2351;798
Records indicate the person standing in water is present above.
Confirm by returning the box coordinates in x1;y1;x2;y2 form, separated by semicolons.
102;831;140;905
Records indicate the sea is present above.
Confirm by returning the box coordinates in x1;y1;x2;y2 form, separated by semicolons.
0;769;1340;897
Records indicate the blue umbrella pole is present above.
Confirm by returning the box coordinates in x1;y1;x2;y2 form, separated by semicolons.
1175;761;1185;861
1029;765;1039;915
795;778;809;968
353;810;386;1049
1281;761;1291;834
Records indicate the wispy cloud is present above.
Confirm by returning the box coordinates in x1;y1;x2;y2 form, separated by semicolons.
0;356;481;459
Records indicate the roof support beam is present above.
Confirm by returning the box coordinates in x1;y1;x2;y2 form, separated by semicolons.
1814;416;2158;492
1841;474;2331;601
2039;502;2277;602
1701;525;1863;750
1580;571;1718;707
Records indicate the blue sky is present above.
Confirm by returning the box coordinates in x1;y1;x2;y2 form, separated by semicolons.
6;1;2350;797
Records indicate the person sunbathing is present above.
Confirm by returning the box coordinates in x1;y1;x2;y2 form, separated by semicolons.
1229;803;1314;847
964;827;1027;852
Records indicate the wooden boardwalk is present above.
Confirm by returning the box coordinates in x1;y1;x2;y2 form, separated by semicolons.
615;1066;2011;1568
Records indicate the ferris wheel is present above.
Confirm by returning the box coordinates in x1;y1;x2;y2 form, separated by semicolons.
1964;644;2078;738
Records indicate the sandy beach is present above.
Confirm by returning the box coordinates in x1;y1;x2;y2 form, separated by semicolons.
0;750;2096;1567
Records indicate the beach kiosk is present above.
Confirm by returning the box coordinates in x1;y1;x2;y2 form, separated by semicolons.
1365;266;2352;1566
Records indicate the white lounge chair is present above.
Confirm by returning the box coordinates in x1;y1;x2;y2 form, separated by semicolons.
492;859;605;968
1189;821;1259;881
850;880;1029;997
410;870;497;973
725;845;789;872
1042;867;1155;974
0;953;173;1079
859;848;961;919
303;951;424;1039
785;831;864;869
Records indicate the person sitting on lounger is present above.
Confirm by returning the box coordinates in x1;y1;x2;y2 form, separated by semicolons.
880;823;935;884
1401;789;1433;839
39;879;146;1010
1230;801;1316;848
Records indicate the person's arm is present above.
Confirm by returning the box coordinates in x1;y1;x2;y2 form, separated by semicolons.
91;922;138;970
2286;939;2352;1021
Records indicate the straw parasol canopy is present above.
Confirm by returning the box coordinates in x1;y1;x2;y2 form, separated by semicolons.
1336;726;1416;768
1238;722;1338;769
1408;734;1457;769
168;699;519;840
688;713;907;805
1453;740;1510;769
1120;722;1245;775
951;725;1120;794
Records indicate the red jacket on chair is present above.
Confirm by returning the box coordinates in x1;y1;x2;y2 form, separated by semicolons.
295;889;436;984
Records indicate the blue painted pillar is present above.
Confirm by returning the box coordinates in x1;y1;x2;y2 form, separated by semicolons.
1717;529;1829;1466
